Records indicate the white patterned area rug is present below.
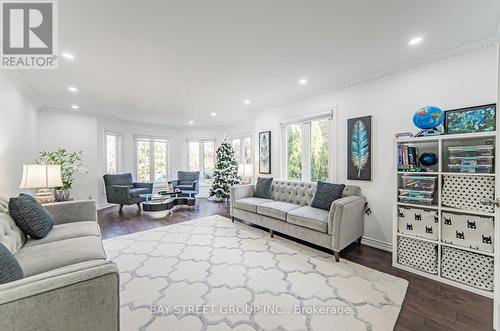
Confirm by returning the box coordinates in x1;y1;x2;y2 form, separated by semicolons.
103;215;408;331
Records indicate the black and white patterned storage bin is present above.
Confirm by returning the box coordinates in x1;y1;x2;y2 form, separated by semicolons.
397;236;438;274
441;246;494;291
398;206;438;240
441;175;495;213
442;212;494;253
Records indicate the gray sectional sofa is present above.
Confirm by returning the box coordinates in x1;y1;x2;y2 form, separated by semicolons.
230;180;366;261
0;199;119;331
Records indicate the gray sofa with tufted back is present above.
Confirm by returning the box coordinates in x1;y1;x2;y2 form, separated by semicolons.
230;180;366;261
0;198;119;330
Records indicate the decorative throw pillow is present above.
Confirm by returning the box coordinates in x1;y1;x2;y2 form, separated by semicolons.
311;182;345;211
9;194;53;239
0;243;23;284
254;177;273;199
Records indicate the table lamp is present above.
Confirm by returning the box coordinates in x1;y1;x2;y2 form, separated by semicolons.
243;164;253;184
19;164;64;203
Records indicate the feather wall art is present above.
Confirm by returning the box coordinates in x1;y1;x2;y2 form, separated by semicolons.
347;116;372;181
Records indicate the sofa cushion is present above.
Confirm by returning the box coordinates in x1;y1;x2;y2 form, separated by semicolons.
311;182;345;211
287;206;329;233
176;185;194;190
178;181;194;185
15;236;106;277
0;242;23;284
9;194;53;239
129;188;150;198
255;177;273;199
0;207;26;254
23;221;101;248
257;201;301;221
234;197;273;213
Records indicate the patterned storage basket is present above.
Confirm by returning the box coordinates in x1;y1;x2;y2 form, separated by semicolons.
442;212;494;253
441;175;495;213
397;236;438;274
441;246;494;291
398;206;438;240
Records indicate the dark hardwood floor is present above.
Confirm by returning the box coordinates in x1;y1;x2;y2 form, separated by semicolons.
98;198;493;331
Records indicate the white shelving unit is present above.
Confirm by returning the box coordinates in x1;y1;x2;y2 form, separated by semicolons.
393;131;497;298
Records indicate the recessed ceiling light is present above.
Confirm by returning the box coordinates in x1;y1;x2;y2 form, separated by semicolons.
408;36;423;46
71;105;79;110
188;120;194;125
68;86;78;92
244;99;251;105
211;112;217;117
299;79;307;85
62;52;75;60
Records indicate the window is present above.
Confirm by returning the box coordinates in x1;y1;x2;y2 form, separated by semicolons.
105;131;120;174
282;114;332;182
187;139;216;183
232;135;253;183
135;136;169;183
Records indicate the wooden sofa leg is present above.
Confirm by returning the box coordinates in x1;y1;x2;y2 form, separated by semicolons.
231;216;235;223
334;251;340;262
270;229;274;238
137;203;142;211
118;204;124;213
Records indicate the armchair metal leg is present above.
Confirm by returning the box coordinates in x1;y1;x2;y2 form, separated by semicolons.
270;229;274;238
118;204;124;213
334;251;340;262
137;203;142;212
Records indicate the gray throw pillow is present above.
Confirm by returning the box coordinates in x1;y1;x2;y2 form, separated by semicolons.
0;243;23;284
254;177;273;199
9;194;53;239
311;182;345;211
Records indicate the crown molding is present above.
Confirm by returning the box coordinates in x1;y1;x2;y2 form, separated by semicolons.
254;37;498;114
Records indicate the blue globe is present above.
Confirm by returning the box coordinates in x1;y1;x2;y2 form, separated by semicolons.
413;106;444;130
419;153;438;167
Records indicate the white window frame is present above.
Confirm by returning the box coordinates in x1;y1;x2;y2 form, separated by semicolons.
281;109;337;182
186;138;216;184
134;135;170;184
104;130;121;174
230;134;253;183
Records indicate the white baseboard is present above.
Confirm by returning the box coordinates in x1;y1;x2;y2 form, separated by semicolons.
97;203;113;210
361;236;392;252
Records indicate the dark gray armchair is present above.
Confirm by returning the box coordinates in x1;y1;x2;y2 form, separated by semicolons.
168;171;200;196
103;173;153;213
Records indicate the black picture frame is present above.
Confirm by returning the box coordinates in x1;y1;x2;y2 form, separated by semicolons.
259;131;271;174
347;115;372;181
444;103;496;135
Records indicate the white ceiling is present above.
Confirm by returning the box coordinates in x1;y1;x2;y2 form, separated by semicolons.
20;0;500;127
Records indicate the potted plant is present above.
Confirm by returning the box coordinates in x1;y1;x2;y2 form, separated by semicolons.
36;148;89;201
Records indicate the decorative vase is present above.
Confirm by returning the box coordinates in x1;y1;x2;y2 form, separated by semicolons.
55;189;71;202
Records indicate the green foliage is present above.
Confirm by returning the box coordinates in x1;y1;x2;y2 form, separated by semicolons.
287;124;302;180
36;148;83;189
209;139;241;200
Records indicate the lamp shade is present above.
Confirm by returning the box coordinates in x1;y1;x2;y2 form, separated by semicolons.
19;164;64;189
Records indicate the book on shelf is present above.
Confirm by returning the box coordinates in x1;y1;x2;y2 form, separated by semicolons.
398;144;420;172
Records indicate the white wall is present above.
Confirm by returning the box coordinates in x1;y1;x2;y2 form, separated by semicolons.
253;48;498;247
36;111;99;202
0;73;38;197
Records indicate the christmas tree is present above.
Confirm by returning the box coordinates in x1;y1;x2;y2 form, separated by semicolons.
209;136;241;200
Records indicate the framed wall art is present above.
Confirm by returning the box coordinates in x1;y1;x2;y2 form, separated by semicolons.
347;115;372;181
444;104;496;135
259;131;271;174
